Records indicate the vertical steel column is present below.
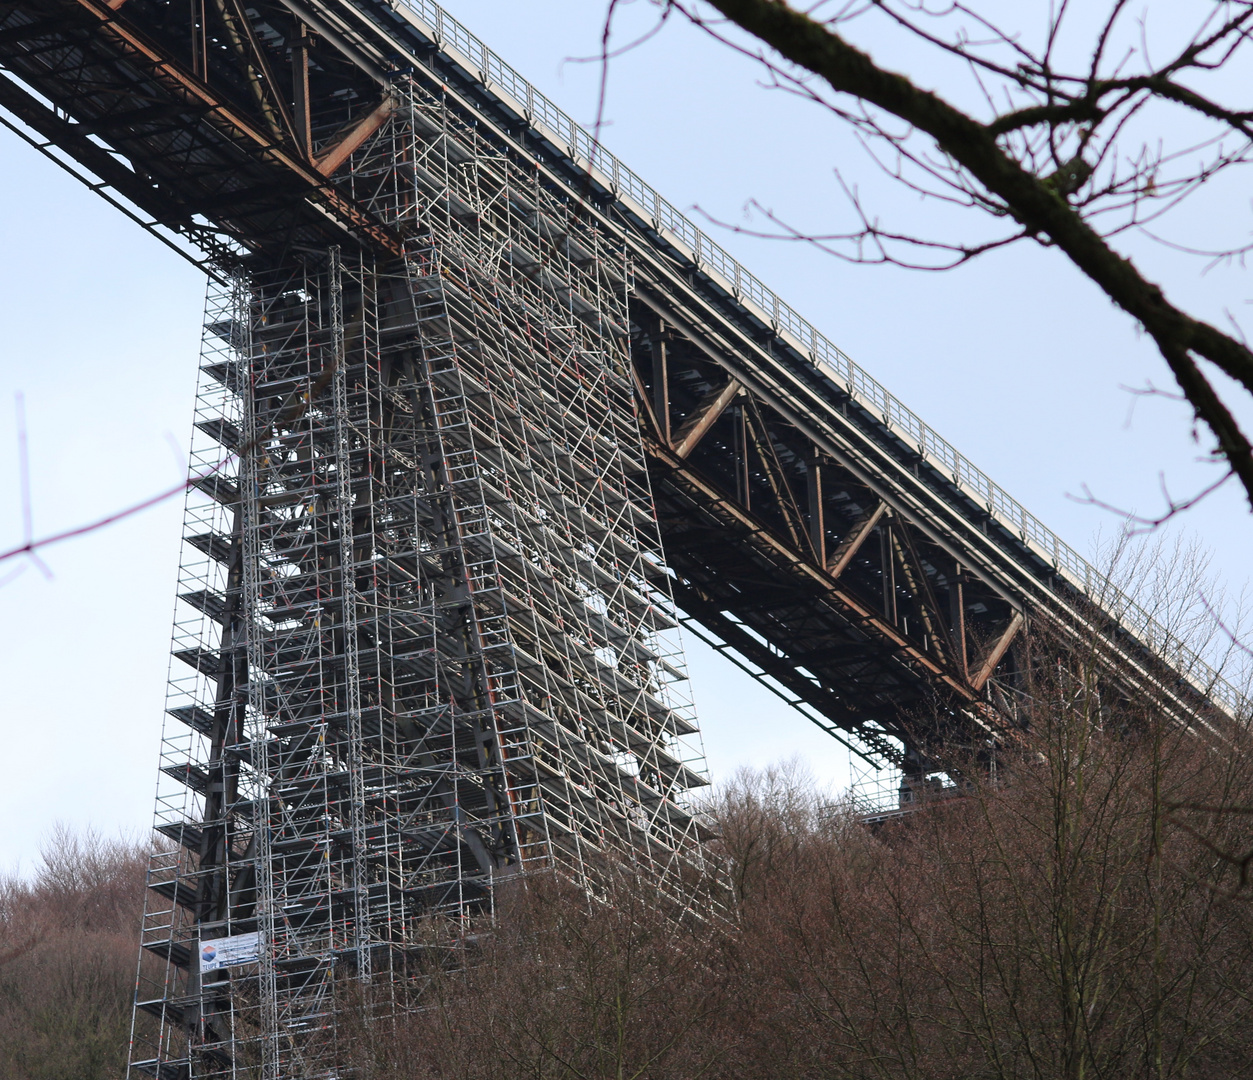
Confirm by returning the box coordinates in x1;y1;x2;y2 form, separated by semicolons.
236;270;281;1080
807;453;825;566
652;321;670;445
330;246;372;983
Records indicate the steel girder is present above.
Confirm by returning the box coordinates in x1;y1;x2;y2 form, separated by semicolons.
0;0;1235;773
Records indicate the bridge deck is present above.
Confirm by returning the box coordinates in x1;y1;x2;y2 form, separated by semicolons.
0;0;1239;755
1;4;1244;1078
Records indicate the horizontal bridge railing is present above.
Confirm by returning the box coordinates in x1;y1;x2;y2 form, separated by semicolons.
381;0;1245;718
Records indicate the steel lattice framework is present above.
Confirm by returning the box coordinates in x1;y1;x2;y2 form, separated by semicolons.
0;0;1243;1077
136;79;709;1077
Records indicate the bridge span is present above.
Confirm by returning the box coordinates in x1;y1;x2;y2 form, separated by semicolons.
0;2;1241;1077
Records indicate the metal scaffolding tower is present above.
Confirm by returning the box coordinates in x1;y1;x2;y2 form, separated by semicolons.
0;1;1244;1077
133;78;708;1079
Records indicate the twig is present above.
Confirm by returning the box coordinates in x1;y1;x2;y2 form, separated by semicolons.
1068;472;1235;534
1;302;343;569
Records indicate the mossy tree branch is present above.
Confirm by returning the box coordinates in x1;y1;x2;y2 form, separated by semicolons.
684;0;1253;510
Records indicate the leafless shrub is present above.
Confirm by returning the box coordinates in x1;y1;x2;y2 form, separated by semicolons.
347;865;735;1080
355;639;1253;1079
0;827;149;1080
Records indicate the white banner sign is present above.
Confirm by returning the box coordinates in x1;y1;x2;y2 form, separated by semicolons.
199;932;262;972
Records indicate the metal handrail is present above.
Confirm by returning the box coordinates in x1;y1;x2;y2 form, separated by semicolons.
385;0;1246;717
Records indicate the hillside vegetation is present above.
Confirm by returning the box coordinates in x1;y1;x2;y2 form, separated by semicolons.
356;671;1253;1079
6;655;1253;1079
0;828;146;1080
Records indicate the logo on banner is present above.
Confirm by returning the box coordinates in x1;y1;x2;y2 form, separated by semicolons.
199;932;261;972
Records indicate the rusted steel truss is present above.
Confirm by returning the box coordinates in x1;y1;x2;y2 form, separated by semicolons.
632;303;1023;770
0;0;1230;775
0;0;400;266
0;6;1240;1076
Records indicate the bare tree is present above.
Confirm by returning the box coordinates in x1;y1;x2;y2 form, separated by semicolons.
644;0;1253;515
0;827;150;1080
363;605;1253;1079
347;868;733;1080
712;619;1253;1078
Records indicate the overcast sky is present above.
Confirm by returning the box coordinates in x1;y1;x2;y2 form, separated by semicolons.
1;0;1249;871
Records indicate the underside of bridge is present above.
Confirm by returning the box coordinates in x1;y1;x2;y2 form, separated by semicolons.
0;1;1239;1078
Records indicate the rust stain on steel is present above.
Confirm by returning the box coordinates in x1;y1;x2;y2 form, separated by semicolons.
648;437;977;701
827;500;887;578
672;378;742;459
972;611;1025;692
72;0;403;256
315;96;398;176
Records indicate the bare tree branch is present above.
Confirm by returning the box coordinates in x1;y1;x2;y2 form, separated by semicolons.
1;316;344;569
669;0;1253;510
1069;472;1235;535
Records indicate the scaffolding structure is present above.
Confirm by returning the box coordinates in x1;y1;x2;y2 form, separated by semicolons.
131;77;710;1080
0;1;1238;1074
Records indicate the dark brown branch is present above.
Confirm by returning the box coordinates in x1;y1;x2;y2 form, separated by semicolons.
696;0;1253;508
985;99;1103;136
1069;472;1235;535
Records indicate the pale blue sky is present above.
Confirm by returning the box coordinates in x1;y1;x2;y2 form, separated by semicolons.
1;0;1249;870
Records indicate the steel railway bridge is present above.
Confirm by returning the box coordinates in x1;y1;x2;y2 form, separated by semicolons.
0;1;1241;1077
